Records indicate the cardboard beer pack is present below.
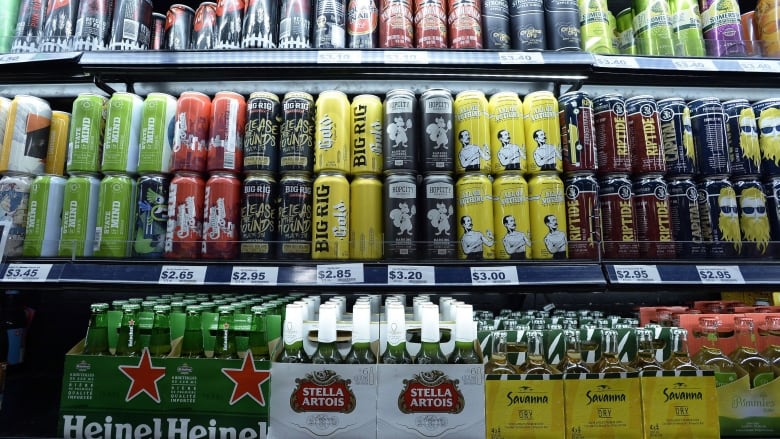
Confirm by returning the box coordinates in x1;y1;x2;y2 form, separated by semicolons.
639;370;720;439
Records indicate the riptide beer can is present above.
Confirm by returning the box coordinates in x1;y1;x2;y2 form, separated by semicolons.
594;94;631;175
314;90;350;174
633;174;675;259
278;171;312;259
101;92;144;175
94;174;137;258
351;94;384;176
565;172;600;259
383;89;417;172
12;0;47;53
763;177;780;258
59;174;100;257
626;95;665;175
165;172;205;259
384;171;418;259
313;0;347;48
350;174;383;260
658;98;696;177
242;0;277;48
493;172;531;260
207;91;247;174
215;0;244;49
279;0;312;48
41;0;78;52
240;171;277;259
379;0;414;48
109;0;154;50
138;93;177;175
510;0;546;50
723;99;761;177
133;174;169;258
312;171;350;260
559;91;596;174
423;172;456;259
0;95;51;176
528;171;567;259
753;98;780;177
414;0;447;49
202;172;241;259
489;91;525;175
454;90;491;175
734;176;770;258
688;97;730;177
45;111;69;176
73;0;113;50
700;0;745;56
280;91;315;173
481;0;510;49
667;176;704;258
244;92;281;173
0;175;31;257
456;171;495;259
23;175;66;257
192;2;217;49
697;176;741;258
598;173;640;259
419;89;454;174
544;0;581;50
632;0;675;56
150;13;166;49
171;92;211;173
524;91;561;174
347;0;379;48
165;4;194;50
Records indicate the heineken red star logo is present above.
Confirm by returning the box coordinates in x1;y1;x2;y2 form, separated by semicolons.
118;348;166;403
222;351;271;406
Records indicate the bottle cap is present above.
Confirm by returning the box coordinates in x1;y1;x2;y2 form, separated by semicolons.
454;304;474;343
318;304;338;343
283;303;305;345
420;304;440;343
352;303;371;343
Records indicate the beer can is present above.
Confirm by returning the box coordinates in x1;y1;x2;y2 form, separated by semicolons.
73;0;112;50
559;91;596;174
101;92;143;175
667;176;704;258
383;89;417;172
481;0;510;49
616;7;636;54
165;172;205;259
313;0;347;48
688;97;730;177
0;95;51;176
565;172;600;259
419;89;454;174
670;0;705;57
12;0;46;52
734;176;770;258
633;174;675;259
202;172;241;259
280;91;315;173
489;91;525;175
632;0;675;56
59;174;100;258
278;171;312;259
240;171;277;259
384;171;418;259
109;0;154;50
41;0;78;52
723;99;761;178
578;0;614;53
598;173;640;259
422;172;456;259
658;98;696;177
350;174;383;260
192;2;217;49
493;172;531;260
314;90;350;173
242;0;278;48
149;13;166;50
0;97;9;144
763;177;780;258
454;90;491;175
756;0;780;57
594;94;631;175
45;111;69;176
244;92;281;173
207;91;247;174
510;0;545;50
456;172;494;259
528;171;567;259
312;171;350;260
0;0;18;52
133;174;169;258
379;0;414;48
700;0;745;56
524;91;561;174
215;0;244;49
414;0;447;48
347;0;379;48
697;176;741;258
138;93;177;175
23;175;66;257
165;4;194;50
544;0;581;50
0;175;31;257
94;174;137;258
279;0;312;48
626;95;665;175
753;98;780;177
171;92;211;174
351;94;384;175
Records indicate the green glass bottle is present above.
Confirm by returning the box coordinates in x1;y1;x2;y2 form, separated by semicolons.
556;329;591;374
115;303;141;356
311;304;344;364
345;303;376;364
83;303;111;355
248;306;270;361
730;317;774;388
149;304;172;357
629;328;664;373
448;304;480;364
691;317;741;387
485;330;517;374
662;328;699;371
213;305;237;360
415;304;447;364
180;305;205;359
516;330;561;374
591;329;635;373
381;302;413;364
278;303;311;363
761;316;780;366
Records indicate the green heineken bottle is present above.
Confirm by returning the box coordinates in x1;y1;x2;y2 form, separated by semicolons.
115;303;141;356
448;304;480;364
415;304;447;364
180;305;205;358
381;301;413;364
278;303;311;363
213;305;237;359
311;304;344;364
345;303;376;364
248;306;270;361
149;304;172;357
83;303;111;355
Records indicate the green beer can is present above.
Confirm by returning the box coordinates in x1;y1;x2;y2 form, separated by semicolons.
632;0;676;56
101;92;144;175
67;94;108;174
23;175;67;257
138;93;177;174
59;174;101;258
616;8;637;54
0;0;19;52
670;0;705;57
579;0;616;54
95;174;137;258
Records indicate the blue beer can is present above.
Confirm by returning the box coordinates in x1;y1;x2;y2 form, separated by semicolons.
658;97;696;177
752;98;780;177
667;176;705;258
723;99;761;178
733;176;770;258
688;97;730;177
697;176;741;258
762;176;780;258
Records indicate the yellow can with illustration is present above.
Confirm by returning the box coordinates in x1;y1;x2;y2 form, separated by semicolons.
529;171;568;259
493;171;531;260
489;91;526;175
456;171;495;259
454;90;491;175
524;91;562;175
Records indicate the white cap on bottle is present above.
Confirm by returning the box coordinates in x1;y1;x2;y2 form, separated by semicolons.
283;303;305;345
318;303;338;343
454;304;474;343
386;302;407;347
352;303;371;344
420;304;440;343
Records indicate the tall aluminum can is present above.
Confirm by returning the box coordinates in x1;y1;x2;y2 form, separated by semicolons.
0;97;9;145
594;94;631;175
379;0;414;48
669;0;705;56
456;172;495;259
165;4;194;50
242;0;278;48
449;0;483;48
384;171;418;259
138;93;177;175
277;171;312;259
314;90;350;174
756;0;780;57
280;91;315;173
133;174;169;258
0;175;31;257
481;0;511;49
192;2;217;49
697;176;741;258
350;174;383;260
559;91;596;174
632;0;675;56
414;0;447;48
171;91;211;173
493;172;531;259
544;0;581;50
723;99;761;178
700;0;745;56
0;0;18;52
419;89;454;174
667;176;704;258
763;177;780;258
279;0;312;48
73;0;113;50
0;95;51;176
688;97;730;177
489;91;525;175
565;172;600;259
215;0;244;49
23;175;66;257
454;90;491;175
41;0;78;51
524;91;561;174
528;171;567;259
578;0;614;53
351;94;384;176
753;98;780;177
616;7;636;54
94;174;137;258
633;174;675;259
202;172;241;259
734;176;770;258
422;172;456;259
109;0;154;50
658;98;696;177
244;92;281;173
149;13;166;49
164;172;205;259
598;173;640;259
383;89;417;172
312;171;350;260
59;174;100;258
313;0;347;48
626;95;665;175
46;111;70;176
12;0;46;53
510;0;546;50
101;93;143;175
207;91;246;174
347;0;379;48
240;171;277;259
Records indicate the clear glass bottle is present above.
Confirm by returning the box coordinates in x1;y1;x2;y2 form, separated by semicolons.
730;317;774;388
591;329;635;373
247;305;270;361
556;329;591;374
448;304;480;364
485;330;517;374
278;303;311;363
516;330;561;374
761;316;780;366
311;303;343;364
115;303;141;356
212;305;237;359
381;302;413;364
629;328;664;373
345;303;376;364
83;303;111;355
691;317;741;387
415;304;447;364
662;328;699;371
180;305;205;359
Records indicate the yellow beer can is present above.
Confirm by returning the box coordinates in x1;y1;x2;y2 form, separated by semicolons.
454;90;491;175
493;171;531;260
45;111;70;176
350;94;384;176
350;174;383;260
314;90;350;173
489;91;527;175
312;171;350;259
529;171;568;259
524;90;562;174
456;171;495;259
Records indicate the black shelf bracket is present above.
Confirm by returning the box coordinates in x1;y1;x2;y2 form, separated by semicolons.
93;75;135;95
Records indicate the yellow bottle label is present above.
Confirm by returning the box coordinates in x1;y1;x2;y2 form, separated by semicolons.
563;374;643;439
639;372;720;439
485;375;565;439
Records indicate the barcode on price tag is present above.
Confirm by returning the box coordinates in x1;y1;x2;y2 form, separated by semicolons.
230;266;278;285
613;265;662;283
317;50;362;64
387;265;435;285
470;266;519;285
696;265;745;284
317;263;364;284
497;52;544;64
2;263;53;282
159;265;207;284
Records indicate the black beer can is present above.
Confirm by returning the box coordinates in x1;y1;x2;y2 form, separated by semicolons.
149;13;166;50
41;0;79;51
241;172;277;259
658;98;697;177
73;0;113;51
244;92;281;173
347;0;379;48
12;0;48;52
133;174;170;259
481;0;511;49
689;97;731;177
509;0;545;50
314;0;347;48
423;172;456;259
277;171;313;259
242;0;279;48
420;88;454;174
723;99;761;178
109;0;154;50
734;176;771;258
279;0;312;48
280;92;315;173
383;89;417;173
543;0;580;50
384;171;419;259
192;2;217;49
215;0;244;49
667;176;705;259
697;176;741;258
763;177;780;258
165;4;194;50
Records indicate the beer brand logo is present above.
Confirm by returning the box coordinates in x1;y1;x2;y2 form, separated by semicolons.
519;26;543;41
507;386;550;405
558;25;579;38
318;115;335;150
660;108;674;122
398;370;465;414
731;391;777;409
686;187;697;201
640;104;654;118
618;185;631;200
654;185;667;200
585;384;627;405
290;370;356;413
613;102;625;115
566;185;579;200
663;382;704;403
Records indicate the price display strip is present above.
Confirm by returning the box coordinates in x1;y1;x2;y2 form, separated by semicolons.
387;265;435;285
316;263;364;285
737;59;780;73
158;265;208;285
696;265;745;284
592;55;640;69
497;52;545;65
383;50;430;64
470;266;519;285
2;263;54;282
611;264;662;283
0;53;37;64
670;58;718;71
230;266;279;285
317;50;363;64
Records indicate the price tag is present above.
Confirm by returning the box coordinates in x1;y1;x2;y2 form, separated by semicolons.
737;60;780;73
0;53;35;64
671;59;717;71
230;266;278;285
158;265;207;284
696;265;745;284
387;265;435;285
316;263;364;284
593;55;640;69
470;266;519;285
317;50;363;64
383;51;430;64
497;52;544;64
2;263;53;282
613;265;662;283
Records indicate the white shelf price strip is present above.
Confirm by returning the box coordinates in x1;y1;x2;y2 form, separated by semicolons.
317;50;362;64
696;265;745;284
2;263;52;282
470;266;519;285
593;55;640;69
316;263;364;284
387;265;435;285
230;266;278;285
613;265;662;283
497;52;544;64
158;265;207;284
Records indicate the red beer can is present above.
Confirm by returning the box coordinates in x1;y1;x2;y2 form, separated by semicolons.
202;172;241;259
379;0;414;47
626;95;666;175
448;0;482;49
598;173;640;259
165;172;205;259
172;92;212;173
192;2;218;49
633;174;676;259
565;172;600;259
414;0;447;48
594;94;631;175
207;91;247;174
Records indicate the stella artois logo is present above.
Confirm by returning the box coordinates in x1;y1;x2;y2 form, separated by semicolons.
290;370;356;413
398;370;465;414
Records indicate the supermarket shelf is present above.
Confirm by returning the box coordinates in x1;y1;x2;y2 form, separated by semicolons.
0;51;84;84
605;261;780;288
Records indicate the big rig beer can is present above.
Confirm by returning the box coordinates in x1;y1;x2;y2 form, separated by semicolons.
565;172;600;259
94;174;137;258
240;171;277;259
280;91;315;173
138;93;177;175
658;97;696;177
109;0;154;50
23;175;66;257
244;91;281;173
278;171;312;259
165;172;205;259
598;173;640;259
493;172;531;260
314;90;351;174
312;171;350;259
456;171;495;259
0;175;32;257
164;4;194;50
626;95;665;175
150;12;166;49
384;171;418;259
351;94;384;176
524;91;561;174
489;91;526;175
202;172;241;259
215;0;244;49
279;0;312;47
351;174;383;260
734;176;770;258
0;94;51;176
41;0;78;52
697;176;741;258
73;0;113;50
133;174;169;258
667;176;704;258
559;91;596;174
594;93;631;175
347;0;379;48
313;0;347;48
101;92;144;175
207;91;247;174
689;97;730;177
723;99;761;177
192;2;217;49
12;0;47;53
633;174;675;259
454;90;491;175
59;174;100;257
420;89;454;174
383;89;417;172
46;111;70;176
529;171;567;259
172;91;211;173
422;172;456;259
242;0;278;48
